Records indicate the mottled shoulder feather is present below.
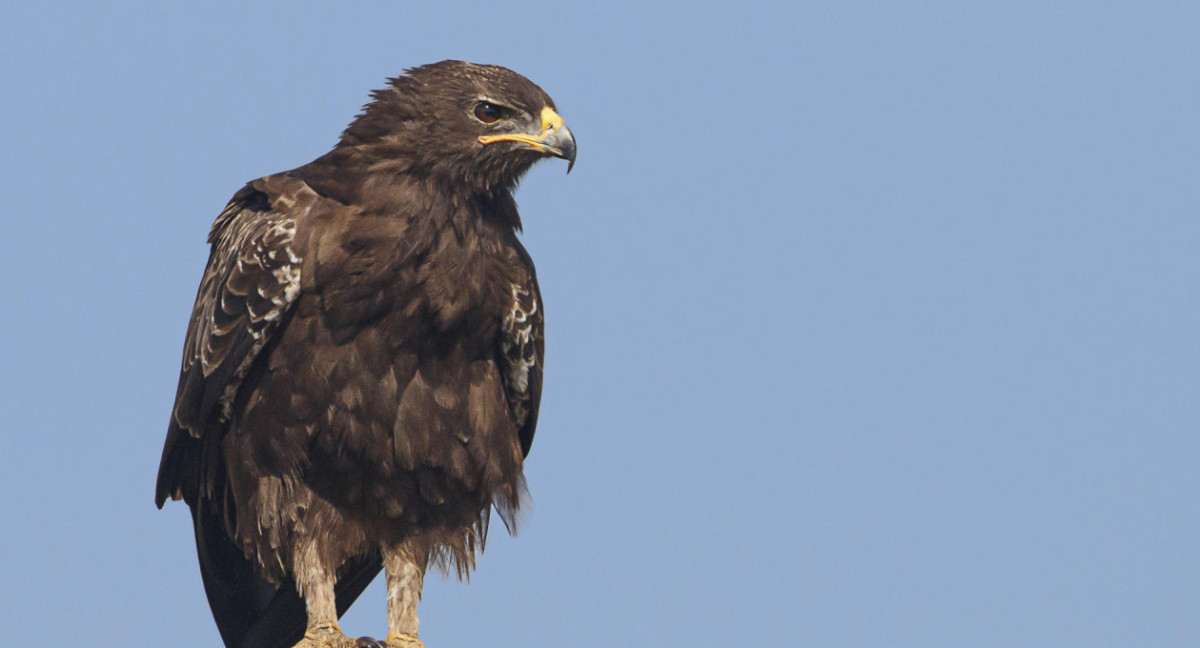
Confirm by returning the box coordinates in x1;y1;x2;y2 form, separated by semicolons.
498;259;545;457
155;175;316;506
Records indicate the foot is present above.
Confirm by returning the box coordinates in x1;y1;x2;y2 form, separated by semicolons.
384;632;425;648
354;637;388;648
293;623;358;648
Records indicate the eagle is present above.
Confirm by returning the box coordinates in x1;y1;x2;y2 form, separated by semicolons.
155;61;575;648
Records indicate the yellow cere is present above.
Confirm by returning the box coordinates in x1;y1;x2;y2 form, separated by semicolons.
478;106;566;150
540;106;565;133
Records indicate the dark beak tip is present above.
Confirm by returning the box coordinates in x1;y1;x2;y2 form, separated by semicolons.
543;123;575;174
564;140;577;174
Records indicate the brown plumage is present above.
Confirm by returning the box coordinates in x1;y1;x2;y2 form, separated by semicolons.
155;61;575;648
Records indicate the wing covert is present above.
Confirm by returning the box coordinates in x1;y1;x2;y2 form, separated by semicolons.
499;275;545;457
156;178;308;507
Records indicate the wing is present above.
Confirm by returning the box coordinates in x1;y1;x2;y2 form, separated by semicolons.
499;257;545;457
156;177;384;648
155;176;307;507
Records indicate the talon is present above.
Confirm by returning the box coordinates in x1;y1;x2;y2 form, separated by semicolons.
384;632;425;648
294;623;354;648
355;636;388;648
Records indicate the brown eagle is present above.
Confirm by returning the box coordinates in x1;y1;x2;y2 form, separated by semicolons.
155;61;575;648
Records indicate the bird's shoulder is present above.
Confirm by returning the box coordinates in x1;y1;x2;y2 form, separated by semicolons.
156;173;328;505
180;175;335;411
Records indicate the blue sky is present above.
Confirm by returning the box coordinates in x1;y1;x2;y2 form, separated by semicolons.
2;2;1198;647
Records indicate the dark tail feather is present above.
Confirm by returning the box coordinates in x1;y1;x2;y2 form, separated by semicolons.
192;499;382;648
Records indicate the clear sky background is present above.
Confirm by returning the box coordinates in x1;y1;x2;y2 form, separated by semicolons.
2;2;1197;647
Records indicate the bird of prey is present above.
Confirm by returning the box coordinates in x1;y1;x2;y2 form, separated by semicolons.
155;60;575;648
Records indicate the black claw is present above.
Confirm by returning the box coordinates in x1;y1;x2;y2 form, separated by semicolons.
355;636;387;648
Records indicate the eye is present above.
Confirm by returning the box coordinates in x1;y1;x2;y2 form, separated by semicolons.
473;102;509;124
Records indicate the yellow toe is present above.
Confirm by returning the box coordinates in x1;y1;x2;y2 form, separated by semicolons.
385;632;425;648
295;623;353;648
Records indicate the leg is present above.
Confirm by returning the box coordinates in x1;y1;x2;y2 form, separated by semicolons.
292;542;355;648
383;542;428;648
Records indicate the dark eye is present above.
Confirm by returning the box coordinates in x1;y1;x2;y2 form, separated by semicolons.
473;102;508;124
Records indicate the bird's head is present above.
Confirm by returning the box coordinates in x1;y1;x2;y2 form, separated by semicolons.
340;60;576;194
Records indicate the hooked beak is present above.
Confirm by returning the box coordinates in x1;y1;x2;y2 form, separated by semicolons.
479;106;577;173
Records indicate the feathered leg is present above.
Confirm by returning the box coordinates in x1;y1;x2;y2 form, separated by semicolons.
382;543;428;648
291;542;356;648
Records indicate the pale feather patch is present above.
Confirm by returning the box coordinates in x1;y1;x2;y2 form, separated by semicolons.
185;201;302;420
499;282;540;427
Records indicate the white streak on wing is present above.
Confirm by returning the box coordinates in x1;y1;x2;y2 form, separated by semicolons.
500;282;539;426
272;264;301;303
212;213;302;421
